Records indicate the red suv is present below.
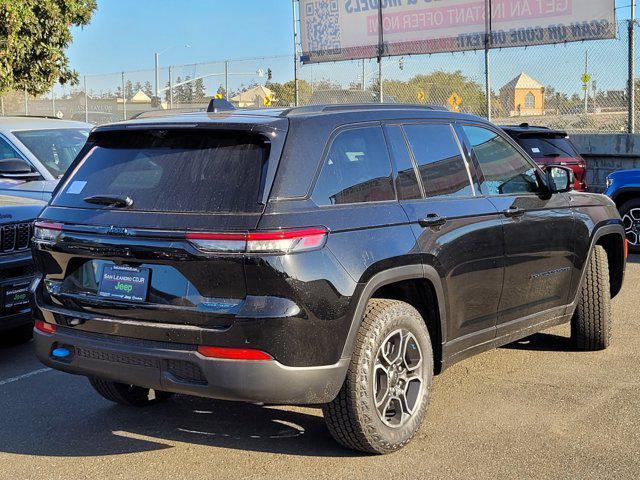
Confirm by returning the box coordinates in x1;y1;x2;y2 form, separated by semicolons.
501;124;588;192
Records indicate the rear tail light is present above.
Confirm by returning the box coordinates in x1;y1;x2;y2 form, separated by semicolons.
197;346;272;361
34;221;63;242
35;321;57;334
187;227;327;254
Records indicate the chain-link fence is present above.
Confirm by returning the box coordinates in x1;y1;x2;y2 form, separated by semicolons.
1;20;637;133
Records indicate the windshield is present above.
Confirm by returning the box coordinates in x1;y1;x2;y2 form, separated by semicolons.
516;134;579;160
53;129;270;214
13;128;90;178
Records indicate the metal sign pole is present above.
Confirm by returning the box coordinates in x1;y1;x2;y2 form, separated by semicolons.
292;0;299;106
225;60;229;100
121;72;126;120
484;0;492;120
629;2;636;134
169;66;174;109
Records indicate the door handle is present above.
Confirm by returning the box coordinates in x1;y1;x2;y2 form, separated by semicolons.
503;206;525;218
419;213;447;228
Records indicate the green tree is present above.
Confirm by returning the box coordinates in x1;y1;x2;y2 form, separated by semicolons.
124;80;134;100
0;0;97;95
143;81;153;97
266;80;312;107
193;78;206;102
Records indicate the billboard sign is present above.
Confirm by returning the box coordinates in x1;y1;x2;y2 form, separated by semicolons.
299;0;616;64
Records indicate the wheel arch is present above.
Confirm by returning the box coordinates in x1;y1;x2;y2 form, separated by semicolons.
610;187;640;210
594;227;626;298
341;265;447;373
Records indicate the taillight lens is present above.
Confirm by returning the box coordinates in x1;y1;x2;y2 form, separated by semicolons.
35;321;57;334
197;346;272;361
187;227;327;254
34;221;63;242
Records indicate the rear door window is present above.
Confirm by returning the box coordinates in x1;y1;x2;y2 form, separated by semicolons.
402;123;473;198
312;126;395;206
384;125;422;201
53;130;270;213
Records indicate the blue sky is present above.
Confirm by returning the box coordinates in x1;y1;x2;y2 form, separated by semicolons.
65;0;637;97
68;0;635;74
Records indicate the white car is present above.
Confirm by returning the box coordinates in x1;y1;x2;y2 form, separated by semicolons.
0;116;92;200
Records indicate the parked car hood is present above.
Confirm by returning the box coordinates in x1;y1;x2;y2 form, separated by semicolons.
0;194;46;223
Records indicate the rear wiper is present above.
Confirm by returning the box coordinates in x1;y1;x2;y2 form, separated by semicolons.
543;153;561;158
83;195;133;208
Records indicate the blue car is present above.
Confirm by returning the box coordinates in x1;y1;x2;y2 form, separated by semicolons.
605;169;640;253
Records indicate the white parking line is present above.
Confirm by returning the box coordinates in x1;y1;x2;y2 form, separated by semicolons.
0;368;52;387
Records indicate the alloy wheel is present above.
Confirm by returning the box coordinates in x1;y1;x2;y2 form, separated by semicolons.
373;329;424;428
622;208;640;247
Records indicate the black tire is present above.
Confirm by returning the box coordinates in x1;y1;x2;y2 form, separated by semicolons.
619;198;640;254
89;377;174;407
571;245;612;351
322;299;433;454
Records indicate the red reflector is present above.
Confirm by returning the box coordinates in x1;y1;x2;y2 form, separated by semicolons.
197;346;272;361
35;321;57;334
34;221;63;231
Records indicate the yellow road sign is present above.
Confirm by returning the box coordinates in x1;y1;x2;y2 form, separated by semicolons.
416;91;426;103
213;93;224;100
581;73;591;84
263;95;273;107
448;92;462;109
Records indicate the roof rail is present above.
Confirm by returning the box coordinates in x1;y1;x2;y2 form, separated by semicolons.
280;103;448;116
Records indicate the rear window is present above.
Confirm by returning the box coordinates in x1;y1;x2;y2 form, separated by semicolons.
13;128;90;178
52;130;269;213
514;134;579;159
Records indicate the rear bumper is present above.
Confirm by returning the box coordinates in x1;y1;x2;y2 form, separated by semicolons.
34;327;349;404
0;312;33;331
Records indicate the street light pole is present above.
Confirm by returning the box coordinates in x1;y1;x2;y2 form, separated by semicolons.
155;52;160;107
292;0;299;106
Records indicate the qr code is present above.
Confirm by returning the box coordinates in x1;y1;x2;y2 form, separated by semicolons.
304;1;341;53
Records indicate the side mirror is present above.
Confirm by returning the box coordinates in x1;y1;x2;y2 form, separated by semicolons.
546;165;574;193
0;158;40;180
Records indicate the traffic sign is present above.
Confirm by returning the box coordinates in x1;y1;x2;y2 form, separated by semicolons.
213;93;224;100
581;73;591;84
263;95;273;107
417;91;426;103
448;92;462;109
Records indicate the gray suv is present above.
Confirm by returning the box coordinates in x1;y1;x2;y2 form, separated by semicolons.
0;117;91;200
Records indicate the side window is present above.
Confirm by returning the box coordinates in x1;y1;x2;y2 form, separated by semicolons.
384;125;421;201
0;137;21;160
312;126;395;206
402;123;473;198
462;125;540;196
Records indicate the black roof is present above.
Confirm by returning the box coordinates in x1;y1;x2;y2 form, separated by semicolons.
500;123;567;136
93;104;484;133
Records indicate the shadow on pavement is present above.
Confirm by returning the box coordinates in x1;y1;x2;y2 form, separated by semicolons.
0;381;363;458
502;332;575;352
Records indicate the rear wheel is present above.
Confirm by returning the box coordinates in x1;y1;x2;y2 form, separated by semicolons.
620;198;640;253
571;245;612;351
89;377;174;407
322;299;433;454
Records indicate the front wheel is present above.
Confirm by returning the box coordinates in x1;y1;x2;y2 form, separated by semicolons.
620;198;640;253
571;245;612;351
322;299;433;454
89;377;174;407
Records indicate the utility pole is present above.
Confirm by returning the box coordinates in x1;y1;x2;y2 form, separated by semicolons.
292;0;299;106
377;0;384;103
629;2;636;133
52;90;56;117
24;88;28;115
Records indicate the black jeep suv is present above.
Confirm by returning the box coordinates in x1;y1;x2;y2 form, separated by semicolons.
1;195;43;343
31;105;625;454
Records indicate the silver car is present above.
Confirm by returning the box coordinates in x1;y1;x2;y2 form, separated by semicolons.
0;116;92;200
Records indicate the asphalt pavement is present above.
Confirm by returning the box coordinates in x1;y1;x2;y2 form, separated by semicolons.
1;257;639;479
